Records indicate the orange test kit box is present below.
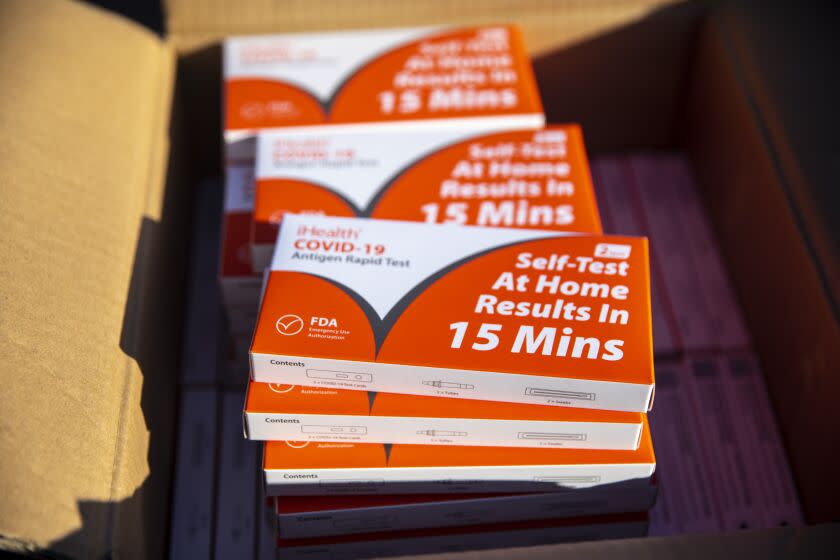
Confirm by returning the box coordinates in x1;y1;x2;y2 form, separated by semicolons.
262;419;655;496
223;24;544;162
250;215;655;412
251;125;601;270
244;381;644;450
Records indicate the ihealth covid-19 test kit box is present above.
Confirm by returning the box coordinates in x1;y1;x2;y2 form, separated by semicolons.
250;215;654;412
250;125;601;269
243;381;644;450
262;419;654;496
223;25;544;162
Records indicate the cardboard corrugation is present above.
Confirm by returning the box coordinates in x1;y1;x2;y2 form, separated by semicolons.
0;1;185;558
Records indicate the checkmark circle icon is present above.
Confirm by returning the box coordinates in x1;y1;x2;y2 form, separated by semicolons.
276;314;304;336
268;383;296;393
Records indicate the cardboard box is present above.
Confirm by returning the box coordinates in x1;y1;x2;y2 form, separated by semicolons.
262;418;655;496
647;472;678;537
647;361;721;534
682;355;765;531
213;391;260;558
244;380;644;450
181;178;227;385
719;352;803;528
275;513;650;558
663;157;751;350
224;24;544;161
256;491;278;560
628;156;719;352
591;157;680;357
5;1;840;557
251;124;602;270
226;302;259;336
168;389;220;558
251;215;654;412
275;487;656;539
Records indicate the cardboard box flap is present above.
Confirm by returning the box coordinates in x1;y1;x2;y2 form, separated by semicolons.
684;1;840;523
164;0;679;55
717;1;840;317
0;1;181;558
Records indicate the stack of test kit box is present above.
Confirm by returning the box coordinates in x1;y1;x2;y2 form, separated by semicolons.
246;215;657;554
218;24;658;556
219;23;545;379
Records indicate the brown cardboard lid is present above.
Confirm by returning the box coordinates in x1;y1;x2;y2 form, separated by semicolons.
0;0;179;557
164;0;680;55
716;2;840;314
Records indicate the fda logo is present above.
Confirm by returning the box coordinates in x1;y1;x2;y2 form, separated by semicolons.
276;314;304;336
268;384;296;394
594;243;632;260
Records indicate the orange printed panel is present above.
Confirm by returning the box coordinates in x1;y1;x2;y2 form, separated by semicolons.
252;271;377;361
376;236;652;383
371;127;602;233
246;382;371;415
253;179;356;245
226;79;326;130
246;380;640;423
329;27;542;123
264;419;653;470
255;236;652;384
265;441;387;470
